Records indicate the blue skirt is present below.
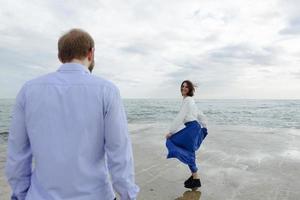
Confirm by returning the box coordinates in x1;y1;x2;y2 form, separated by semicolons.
166;120;208;167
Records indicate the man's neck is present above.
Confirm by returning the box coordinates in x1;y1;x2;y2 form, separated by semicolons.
69;59;89;70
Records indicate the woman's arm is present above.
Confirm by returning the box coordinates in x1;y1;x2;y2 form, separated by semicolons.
169;98;191;134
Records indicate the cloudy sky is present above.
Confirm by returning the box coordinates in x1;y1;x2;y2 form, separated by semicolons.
0;0;300;99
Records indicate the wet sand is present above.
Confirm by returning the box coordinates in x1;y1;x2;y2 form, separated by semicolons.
1;124;300;199
133;124;300;200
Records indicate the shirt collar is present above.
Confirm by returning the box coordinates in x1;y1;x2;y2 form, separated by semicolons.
57;63;91;74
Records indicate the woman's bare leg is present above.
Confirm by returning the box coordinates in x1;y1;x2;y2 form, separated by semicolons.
192;172;198;179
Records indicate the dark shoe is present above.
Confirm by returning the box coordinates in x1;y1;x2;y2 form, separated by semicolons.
184;178;201;189
184;175;193;186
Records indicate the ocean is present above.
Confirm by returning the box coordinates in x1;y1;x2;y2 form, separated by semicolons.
1;98;300;137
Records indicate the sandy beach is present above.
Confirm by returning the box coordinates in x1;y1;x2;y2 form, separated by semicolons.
1;123;300;200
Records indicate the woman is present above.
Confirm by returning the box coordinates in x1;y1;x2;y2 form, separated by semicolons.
166;80;208;189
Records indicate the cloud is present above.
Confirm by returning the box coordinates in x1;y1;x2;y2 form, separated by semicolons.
280;18;300;35
0;0;300;99
294;72;300;79
120;41;155;56
278;0;300;35
163;43;283;84
207;44;280;66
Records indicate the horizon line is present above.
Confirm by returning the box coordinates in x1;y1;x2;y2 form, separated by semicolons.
1;97;300;100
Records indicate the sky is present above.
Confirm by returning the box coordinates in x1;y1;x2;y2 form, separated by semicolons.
0;0;300;99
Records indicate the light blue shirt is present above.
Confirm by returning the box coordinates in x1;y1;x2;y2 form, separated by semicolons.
5;63;139;200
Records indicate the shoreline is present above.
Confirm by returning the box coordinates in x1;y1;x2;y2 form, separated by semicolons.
1;124;300;199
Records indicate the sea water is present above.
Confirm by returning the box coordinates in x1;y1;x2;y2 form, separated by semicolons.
1;98;300;136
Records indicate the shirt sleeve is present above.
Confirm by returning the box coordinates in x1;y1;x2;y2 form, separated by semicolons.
169;98;191;134
5;85;32;200
103;85;139;200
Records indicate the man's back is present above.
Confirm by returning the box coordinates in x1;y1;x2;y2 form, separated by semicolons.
5;63;139;200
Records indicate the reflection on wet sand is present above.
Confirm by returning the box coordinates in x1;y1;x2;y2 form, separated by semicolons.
175;190;201;200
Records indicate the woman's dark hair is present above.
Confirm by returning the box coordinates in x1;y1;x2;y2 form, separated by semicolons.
180;80;195;97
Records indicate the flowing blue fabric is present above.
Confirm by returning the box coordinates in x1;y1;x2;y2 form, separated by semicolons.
166;120;207;172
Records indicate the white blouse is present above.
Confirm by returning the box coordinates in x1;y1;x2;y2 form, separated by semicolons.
169;96;207;134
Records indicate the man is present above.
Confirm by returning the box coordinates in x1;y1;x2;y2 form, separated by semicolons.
5;29;139;200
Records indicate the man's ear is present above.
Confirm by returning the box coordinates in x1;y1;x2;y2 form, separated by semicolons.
87;48;94;61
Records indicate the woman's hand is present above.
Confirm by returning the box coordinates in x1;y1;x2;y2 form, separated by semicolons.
165;133;172;139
